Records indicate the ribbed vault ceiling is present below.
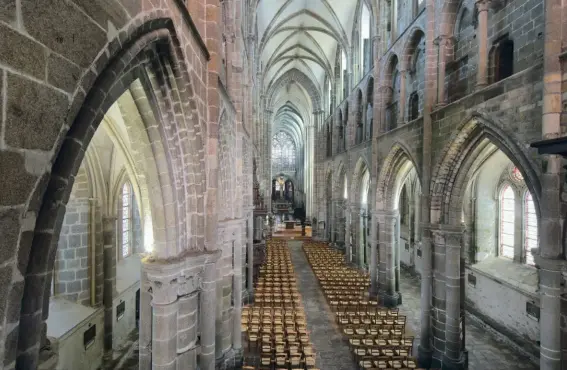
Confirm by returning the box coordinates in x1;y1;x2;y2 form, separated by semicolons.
256;0;365;149
257;0;360;93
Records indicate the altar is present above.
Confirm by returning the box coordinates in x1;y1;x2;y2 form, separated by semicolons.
285;221;295;230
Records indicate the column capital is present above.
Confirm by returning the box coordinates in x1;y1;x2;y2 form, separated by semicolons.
475;0;491;12
534;254;565;271
143;251;221;304
434;35;456;47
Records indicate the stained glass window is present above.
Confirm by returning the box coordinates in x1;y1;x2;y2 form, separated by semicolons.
512;167;524;181
499;184;515;259
524;192;537;266
272;132;296;172
121;182;132;258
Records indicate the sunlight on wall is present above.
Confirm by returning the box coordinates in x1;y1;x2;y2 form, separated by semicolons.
144;216;154;253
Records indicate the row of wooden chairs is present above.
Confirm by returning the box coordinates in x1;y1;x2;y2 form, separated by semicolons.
303;241;421;370
243;240;319;370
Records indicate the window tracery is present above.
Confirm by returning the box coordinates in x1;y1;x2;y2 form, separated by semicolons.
524;192;537;266
272;131;296;172
121;182;133;258
499;184;515;259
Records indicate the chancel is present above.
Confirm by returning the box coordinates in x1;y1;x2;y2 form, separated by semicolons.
0;0;564;370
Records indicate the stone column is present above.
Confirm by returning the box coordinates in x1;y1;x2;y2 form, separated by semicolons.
151;300;178;369
398;69;408;125
200;257;219;370
369;210;379;296
418;0;436;362
232;235;243;354
443;227;465;369
430;228;447;363
345;204;353;262
247;212;254;298
139;270;152;370
475;0;490;89
143;251;220;370
537;0;563;366
378;85;391;133
418;224;433;367
176;292;199;369
378;210;400;307
102;216;117;358
372;35;382;139
435;36;454;107
147;271;179;369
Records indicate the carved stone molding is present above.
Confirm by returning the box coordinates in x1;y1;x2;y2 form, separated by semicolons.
143;250;221;305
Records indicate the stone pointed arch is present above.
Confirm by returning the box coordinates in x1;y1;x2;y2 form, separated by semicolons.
381;52;400;85
12;17;209;369
334;161;348;196
401;27;426;70
266;69;322;112
439;0;463;37
350;155;371;205
430;111;541;225
375;142;421;211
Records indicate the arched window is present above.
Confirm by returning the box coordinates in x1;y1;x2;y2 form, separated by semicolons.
361;169;370;205
386;63;400;130
121;182;133;258
399;185;410;225
272;131;296;172
499;184;515;259
341;51;347;100
360;3;371;77
327;77;333;115
524;192;537;266
408;92;419;121
490;35;514;83
343;176;348;199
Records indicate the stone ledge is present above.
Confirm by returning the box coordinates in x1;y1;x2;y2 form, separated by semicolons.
467;257;538;299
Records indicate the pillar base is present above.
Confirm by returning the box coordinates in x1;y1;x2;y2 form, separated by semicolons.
440;353;467;370
417;345;433;369
38;348;58;370
215;348;243;370
379;291;401;307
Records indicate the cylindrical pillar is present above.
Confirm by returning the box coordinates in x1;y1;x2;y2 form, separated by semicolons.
345;204;352;262
151;300;178;369
443;229;464;367
102;216;117;358
232;240;243;351
378;210;400;307
436;38;448;106
200;261;218;370
538;0;563;366
418;224;433;366
398;70;408;125
475;0;490;89
176;293;199;369
247;213;254;298
139;270;152;370
369;211;379;296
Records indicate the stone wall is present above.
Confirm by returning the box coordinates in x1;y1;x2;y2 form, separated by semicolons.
314;0;548;364
54;166;91;306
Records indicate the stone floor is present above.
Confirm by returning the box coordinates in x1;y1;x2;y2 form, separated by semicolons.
398;270;538;370
288;240;357;370
111;331;139;370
